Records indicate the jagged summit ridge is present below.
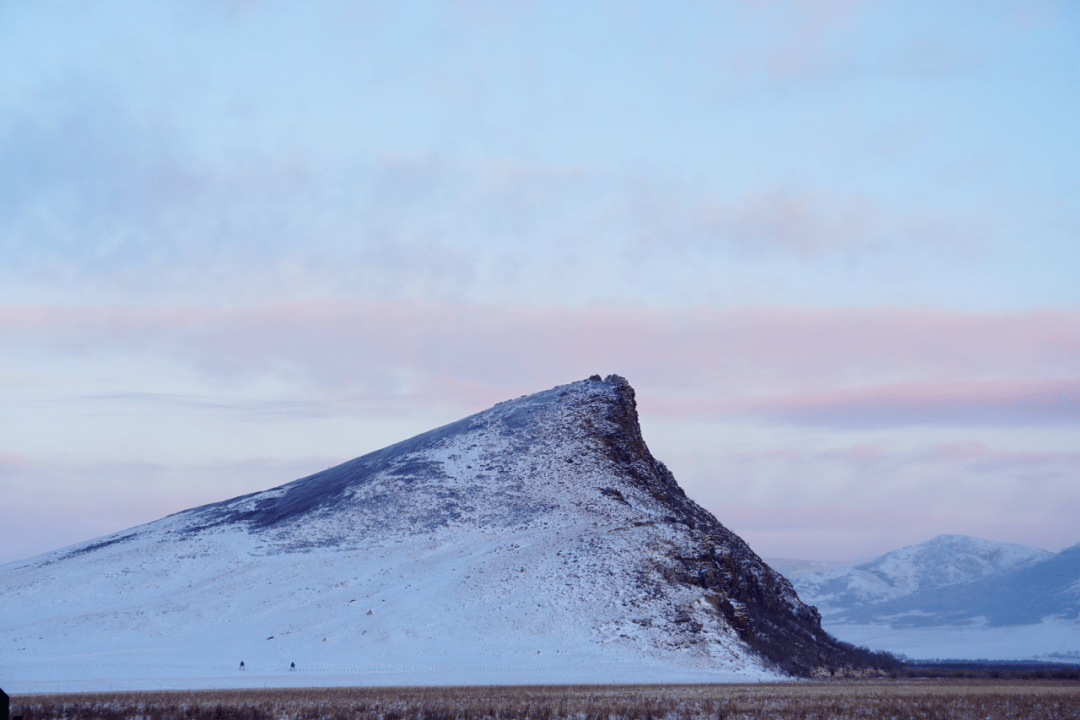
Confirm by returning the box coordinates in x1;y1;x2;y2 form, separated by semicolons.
2;375;890;689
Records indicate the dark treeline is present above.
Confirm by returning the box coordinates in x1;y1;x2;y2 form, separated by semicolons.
819;640;1080;681
822;640;904;676
896;660;1080;680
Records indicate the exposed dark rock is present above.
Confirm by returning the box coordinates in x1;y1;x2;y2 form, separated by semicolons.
574;374;896;676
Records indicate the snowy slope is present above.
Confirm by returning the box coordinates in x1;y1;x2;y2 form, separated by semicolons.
0;375;874;692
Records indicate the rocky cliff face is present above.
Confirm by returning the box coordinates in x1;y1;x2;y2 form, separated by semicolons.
1;375;892;687
557;375;891;675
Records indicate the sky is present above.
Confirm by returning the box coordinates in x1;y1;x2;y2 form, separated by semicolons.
1;0;1078;565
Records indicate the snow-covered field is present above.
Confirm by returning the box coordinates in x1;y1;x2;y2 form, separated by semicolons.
1;377;785;693
824;619;1080;663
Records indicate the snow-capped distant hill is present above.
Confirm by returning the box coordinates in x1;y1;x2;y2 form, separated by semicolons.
0;375;886;692
830;544;1080;628
784;535;1080;661
791;535;1052;615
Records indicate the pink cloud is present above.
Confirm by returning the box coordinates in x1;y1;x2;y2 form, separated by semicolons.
685;440;1080;559
0;452;32;466
730;0;872;81
746;378;1080;427
2;302;1078;426
4;301;1078;562
692;190;881;256
730;438;1080;470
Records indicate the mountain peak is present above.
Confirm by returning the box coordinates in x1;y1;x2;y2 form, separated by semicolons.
179;374;652;536
2;375;892;688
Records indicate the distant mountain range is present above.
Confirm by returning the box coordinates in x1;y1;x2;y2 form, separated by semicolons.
0;375;891;693
782;534;1079;627
774;534;1080;661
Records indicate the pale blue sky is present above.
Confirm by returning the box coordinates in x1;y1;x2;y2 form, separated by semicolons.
1;1;1078;563
3;0;1078;308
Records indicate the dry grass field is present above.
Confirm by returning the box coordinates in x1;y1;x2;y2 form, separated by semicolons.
10;681;1080;720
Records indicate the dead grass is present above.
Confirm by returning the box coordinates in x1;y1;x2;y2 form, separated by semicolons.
10;680;1080;720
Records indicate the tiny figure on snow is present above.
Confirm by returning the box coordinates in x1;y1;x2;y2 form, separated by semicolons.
290;662;296;671
240;660;245;671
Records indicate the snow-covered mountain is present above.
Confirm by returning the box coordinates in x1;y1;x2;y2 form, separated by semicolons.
828;543;1079;628
0;375;885;692
785;535;1080;661
791;535;1053;617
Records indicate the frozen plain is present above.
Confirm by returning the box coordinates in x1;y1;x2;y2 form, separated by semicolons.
823;618;1080;664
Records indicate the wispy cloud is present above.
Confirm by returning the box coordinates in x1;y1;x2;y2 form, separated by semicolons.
4;302;1078;427
684;438;1080;559
78;391;343;419
744;379;1080;428
3;77;1066;308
